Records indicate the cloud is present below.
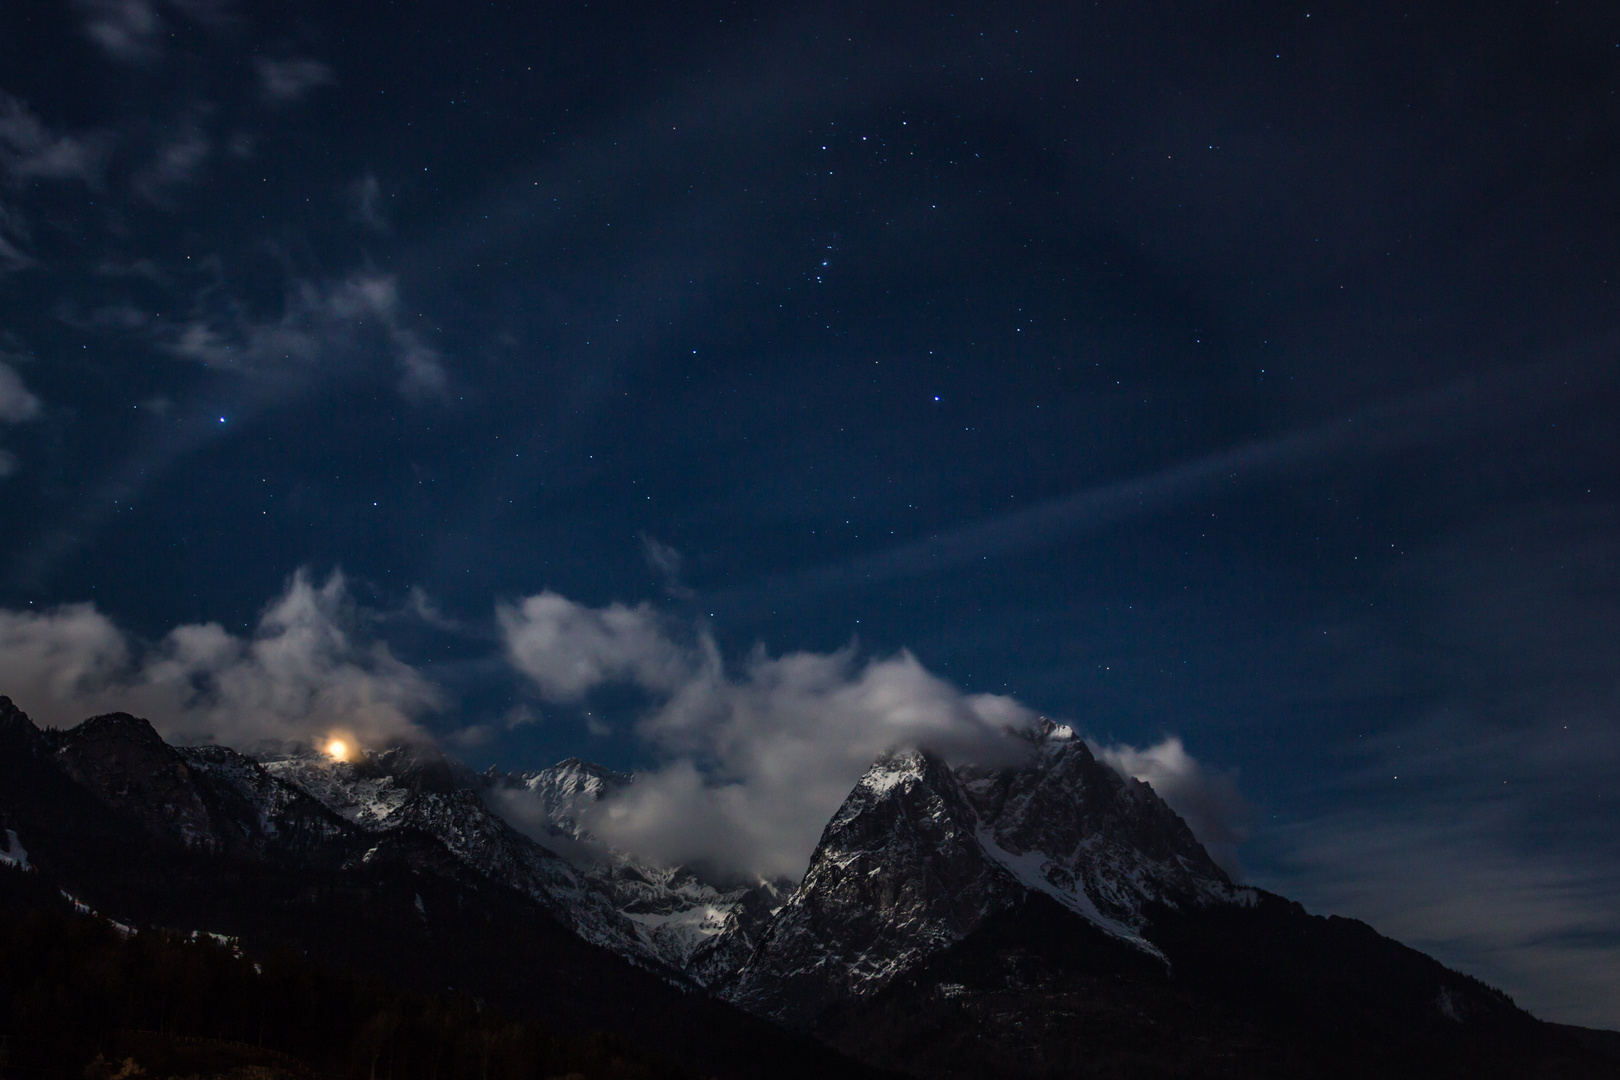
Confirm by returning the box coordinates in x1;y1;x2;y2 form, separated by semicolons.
256;58;333;105
168;272;448;398
498;592;1037;879
722;361;1606;614
0;603;129;709
639;532;696;599
0;357;40;478
498;592;696;701
0;94;111;184
132;124;211;204
0;360;41;423
72;0;163;63
1093;736;1252;874
0;93;111;271
0;229;29;273
0;570;443;750
350;173;389;234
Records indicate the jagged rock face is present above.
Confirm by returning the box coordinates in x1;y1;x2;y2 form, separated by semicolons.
50;714;222;852
177;745;354;856
261;751;413;829
960;722;1235;928
723;724;1244;1028
724;750;1024;1026
686;878;791;987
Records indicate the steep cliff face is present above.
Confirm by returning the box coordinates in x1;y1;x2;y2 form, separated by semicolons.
960;721;1241;936
724;749;1026;1027
723;722;1246;1027
51;714;221;852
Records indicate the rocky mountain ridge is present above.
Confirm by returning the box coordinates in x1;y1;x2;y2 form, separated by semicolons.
4;694;1615;1078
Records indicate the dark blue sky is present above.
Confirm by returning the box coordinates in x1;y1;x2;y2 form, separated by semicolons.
1;0;1617;1026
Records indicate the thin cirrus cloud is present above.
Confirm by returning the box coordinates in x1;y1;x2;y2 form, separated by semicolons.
0;356;41;479
0;94;111;184
71;0;236;64
167;272;448;398
494;588;1241;881
255;58;334;106
0;360;41;424
0;569;443;750
0;93;113;271
5;270;448;588
72;0;164;63
131;123;211;204
720;355;1614;615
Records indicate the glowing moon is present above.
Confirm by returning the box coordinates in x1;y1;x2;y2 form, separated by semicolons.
326;739;348;761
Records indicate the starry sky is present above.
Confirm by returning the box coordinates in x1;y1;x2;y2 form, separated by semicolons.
2;0;1618;1028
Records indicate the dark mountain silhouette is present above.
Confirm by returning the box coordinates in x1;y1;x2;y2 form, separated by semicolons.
2;696;1614;1079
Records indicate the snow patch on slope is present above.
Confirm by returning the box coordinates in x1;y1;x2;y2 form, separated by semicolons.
975;825;1164;960
261;753;409;828
0;829;28;870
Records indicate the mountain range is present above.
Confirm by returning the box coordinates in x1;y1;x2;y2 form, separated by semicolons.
2;695;1615;1079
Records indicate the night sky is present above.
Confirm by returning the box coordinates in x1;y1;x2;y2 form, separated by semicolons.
2;0;1618;1028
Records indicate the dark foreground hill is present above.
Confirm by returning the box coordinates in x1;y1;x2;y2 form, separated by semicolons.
0;871;686;1080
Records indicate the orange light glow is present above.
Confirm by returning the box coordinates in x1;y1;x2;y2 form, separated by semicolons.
326;739;349;761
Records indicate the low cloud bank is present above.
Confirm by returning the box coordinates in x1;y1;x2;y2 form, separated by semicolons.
499;591;1035;879
1093;736;1252;874
0;570;441;748
0;575;1247;886
498;590;1238;882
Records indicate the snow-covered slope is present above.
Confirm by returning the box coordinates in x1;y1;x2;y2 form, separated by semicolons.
722;720;1249;1027
485;759;792;984
258;745;673;974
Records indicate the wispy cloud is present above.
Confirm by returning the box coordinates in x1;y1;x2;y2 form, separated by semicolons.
0;93;112;271
132;123;211;204
168;272;448;398
0;358;41;424
350;173;389;234
0;94;112;184
639;532;697;599
255;57;333;105
0;353;42;479
721;359;1611;612
72;0;164;63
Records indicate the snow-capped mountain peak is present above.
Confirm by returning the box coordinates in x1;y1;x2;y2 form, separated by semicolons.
723;726;1246;1026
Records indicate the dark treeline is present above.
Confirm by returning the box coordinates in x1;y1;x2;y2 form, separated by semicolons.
0;870;688;1080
